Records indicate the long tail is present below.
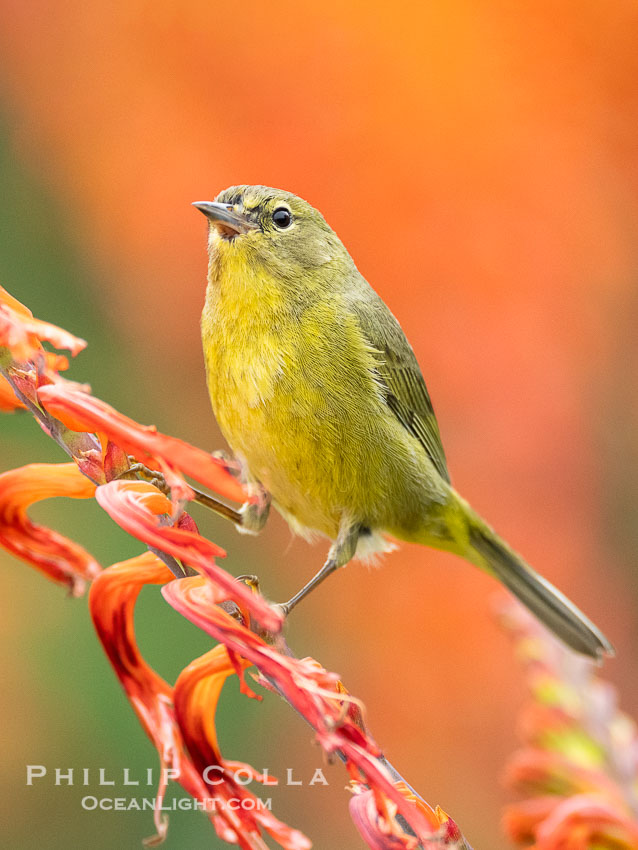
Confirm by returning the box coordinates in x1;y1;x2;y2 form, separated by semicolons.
461;504;614;661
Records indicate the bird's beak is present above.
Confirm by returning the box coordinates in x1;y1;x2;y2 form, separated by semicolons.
192;201;258;236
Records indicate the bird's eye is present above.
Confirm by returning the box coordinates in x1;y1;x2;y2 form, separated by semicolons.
272;207;292;229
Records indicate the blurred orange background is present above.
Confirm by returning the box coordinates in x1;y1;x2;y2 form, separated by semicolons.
1;1;637;847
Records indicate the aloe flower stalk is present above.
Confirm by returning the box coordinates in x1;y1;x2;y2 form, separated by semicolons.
500;601;638;849
0;285;473;848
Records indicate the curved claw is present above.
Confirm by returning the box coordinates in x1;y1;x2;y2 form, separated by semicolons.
118;458;171;495
235;574;260;592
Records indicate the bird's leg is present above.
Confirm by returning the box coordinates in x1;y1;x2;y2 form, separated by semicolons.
118;456;269;531
277;522;360;617
206;452;271;533
190;488;244;526
193;450;248;524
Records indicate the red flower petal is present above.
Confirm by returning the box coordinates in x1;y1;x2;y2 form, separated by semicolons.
535;794;638;849
94;479;281;631
89;551;211;845
0;286;86;360
38;383;246;503
502;797;564;843
0;462;100;595
500;600;638;849
349;787;418;849
349;785;470;849
0;372;25;411
162;574;440;845
433;806;466;844
89;551;174;737
174;643;311;849
0;287;32;316
504;749;625;806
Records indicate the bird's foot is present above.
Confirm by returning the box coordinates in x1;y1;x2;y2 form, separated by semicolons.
235;573;261;591
237;484;271;535
118;458;170;494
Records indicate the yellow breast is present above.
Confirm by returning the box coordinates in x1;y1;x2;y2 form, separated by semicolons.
201;260;389;539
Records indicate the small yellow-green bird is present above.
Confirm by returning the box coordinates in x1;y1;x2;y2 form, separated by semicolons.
195;185;612;660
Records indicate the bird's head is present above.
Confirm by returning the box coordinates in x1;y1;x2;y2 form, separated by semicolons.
194;186;350;287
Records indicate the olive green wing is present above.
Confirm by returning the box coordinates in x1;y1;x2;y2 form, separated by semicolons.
349;290;451;483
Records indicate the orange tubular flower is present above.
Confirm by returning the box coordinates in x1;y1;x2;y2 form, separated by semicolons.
2;287;474;848
162;573;446;847
0;285;86;362
94;479;282;632
349;787;419;850
37;383;246;504
89;551;207;846
0;353;70;411
530;794;638;848
0;462;100;595
500;602;638;849
349;784;470;849
174;643;311;850
91;552;310;849
0;372;25;410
